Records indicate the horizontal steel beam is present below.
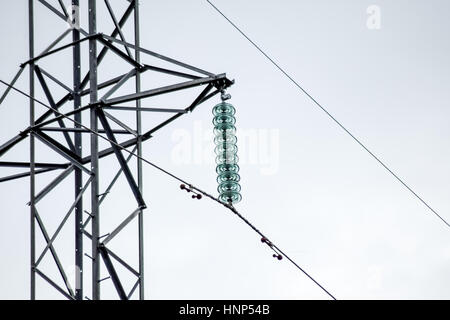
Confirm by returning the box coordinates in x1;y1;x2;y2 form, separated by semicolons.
103;105;188;113
0;161;69;169
142;64;200;80
40;127;132;135
0;167;58;183
104;74;228;105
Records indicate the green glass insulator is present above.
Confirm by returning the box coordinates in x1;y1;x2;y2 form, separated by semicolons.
214;134;237;145
213;101;241;204
217;172;240;184
218;181;241;193
219;191;242;204
214;143;238;156
216;153;239;165
213;125;236;137
213;114;236;126
216;163;240;174
213;102;236;116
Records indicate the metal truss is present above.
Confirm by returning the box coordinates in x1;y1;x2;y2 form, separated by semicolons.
0;0;233;300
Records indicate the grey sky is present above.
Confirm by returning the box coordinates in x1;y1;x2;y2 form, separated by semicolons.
1;0;450;299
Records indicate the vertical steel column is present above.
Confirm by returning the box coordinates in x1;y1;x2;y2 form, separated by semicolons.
134;0;145;300
72;0;83;300
28;0;36;301
88;0;100;300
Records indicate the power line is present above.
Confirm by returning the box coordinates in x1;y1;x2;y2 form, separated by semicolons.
205;0;450;229
0;78;337;300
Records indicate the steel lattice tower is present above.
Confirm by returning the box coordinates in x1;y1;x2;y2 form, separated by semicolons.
0;0;232;300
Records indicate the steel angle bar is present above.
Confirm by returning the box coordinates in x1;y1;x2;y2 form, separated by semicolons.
101;34;215;77
97;109;146;208
99;145;137;205
36;176;93;265
80;133;152;164
37;0;88;36
104;0;133;59
134;0;144;299
80;72;140;96
35;268;74;300
146;83;214;136
35;93;73;126
0;161;68;169
199;88;221;104
33;104;92;130
27;68;149;132
186;83;214;112
142;64;200;80
127;278;140;299
0;68;77;159
78;0;136;91
29;0;36;299
35;66;76;152
34;209;74;297
39;28;72;57
31;165;74;204
57;0;68;17
104;247;140;277
0;168;57;184
39;67;74;93
73;0;83;300
40;127;132;135
82;229;92;240
99;245;127;300
104;75;227;105
34;131;90;175
22;34;97;67
103;105;187;113
97;37;142;69
0;131;28;157
0;67;25;105
101;68;137;101
103;110;137;136
102;208;140;245
83;145;137;229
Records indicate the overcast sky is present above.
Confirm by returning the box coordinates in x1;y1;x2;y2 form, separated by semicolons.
1;0;450;300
